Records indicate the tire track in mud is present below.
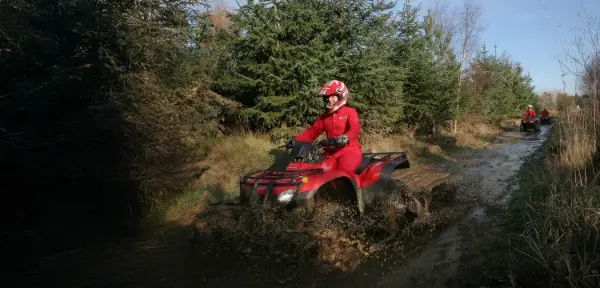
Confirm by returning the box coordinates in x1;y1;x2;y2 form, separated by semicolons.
376;127;551;288
18;127;551;288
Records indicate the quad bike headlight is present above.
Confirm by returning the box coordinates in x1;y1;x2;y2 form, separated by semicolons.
277;189;296;204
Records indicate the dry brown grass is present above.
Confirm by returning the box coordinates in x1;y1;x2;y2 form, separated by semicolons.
195;133;276;193
159;133;275;222
452;117;503;146
508;99;600;287
556;106;597;172
361;133;443;159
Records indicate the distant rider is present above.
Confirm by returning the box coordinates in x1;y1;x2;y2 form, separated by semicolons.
541;107;549;118
286;80;363;176
524;104;536;117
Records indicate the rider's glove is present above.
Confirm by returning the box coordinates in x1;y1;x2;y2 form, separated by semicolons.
335;135;349;146
285;139;296;148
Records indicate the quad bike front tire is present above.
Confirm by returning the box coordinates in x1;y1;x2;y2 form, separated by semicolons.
299;182;359;231
302;196;352;232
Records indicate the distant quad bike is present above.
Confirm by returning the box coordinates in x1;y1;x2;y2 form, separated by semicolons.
520;116;540;132
540;115;551;125
196;138;417;238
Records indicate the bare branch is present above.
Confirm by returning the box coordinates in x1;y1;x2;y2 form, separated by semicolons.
455;0;484;69
559;4;600;97
433;0;485;132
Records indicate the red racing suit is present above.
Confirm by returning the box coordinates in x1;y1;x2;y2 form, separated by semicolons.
524;109;536;117
294;106;363;176
541;110;549;117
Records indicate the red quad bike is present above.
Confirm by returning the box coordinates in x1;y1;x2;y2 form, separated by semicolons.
196;138;414;236
540;115;551;125
520;116;541;132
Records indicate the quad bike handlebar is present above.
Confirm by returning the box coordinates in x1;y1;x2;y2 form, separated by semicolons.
282;138;344;149
278;138;344;163
317;137;341;148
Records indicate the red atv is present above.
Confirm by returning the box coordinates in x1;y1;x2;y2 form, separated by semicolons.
239;138;410;215
197;138;414;235
520;116;540;132
540;115;551;125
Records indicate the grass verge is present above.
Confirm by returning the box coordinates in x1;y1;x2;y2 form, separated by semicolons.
450;103;600;288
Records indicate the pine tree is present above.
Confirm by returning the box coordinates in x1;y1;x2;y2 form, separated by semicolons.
393;1;458;133
218;0;403;135
464;44;537;119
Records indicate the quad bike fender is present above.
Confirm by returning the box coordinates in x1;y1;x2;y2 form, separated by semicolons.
358;156;410;207
358;157;410;188
295;170;351;192
295;175;364;216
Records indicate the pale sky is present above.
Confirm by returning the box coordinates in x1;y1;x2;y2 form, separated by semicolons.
452;0;600;95
216;0;600;95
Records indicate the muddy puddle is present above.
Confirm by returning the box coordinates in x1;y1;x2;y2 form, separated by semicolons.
18;125;552;288
377;125;552;288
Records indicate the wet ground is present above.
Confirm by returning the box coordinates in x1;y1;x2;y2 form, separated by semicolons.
377;126;551;288
17;125;552;288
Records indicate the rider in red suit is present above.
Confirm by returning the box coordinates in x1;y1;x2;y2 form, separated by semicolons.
288;80;363;176
541;107;549;118
524;104;536;117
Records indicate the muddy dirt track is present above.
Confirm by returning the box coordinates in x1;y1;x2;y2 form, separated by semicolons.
17;126;551;288
377;127;550;288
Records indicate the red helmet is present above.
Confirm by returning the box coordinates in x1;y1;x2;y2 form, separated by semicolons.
318;80;349;114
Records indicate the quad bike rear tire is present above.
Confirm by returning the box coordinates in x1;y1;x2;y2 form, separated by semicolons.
363;179;425;217
360;179;422;236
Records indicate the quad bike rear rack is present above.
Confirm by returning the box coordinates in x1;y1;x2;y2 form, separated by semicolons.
356;152;409;174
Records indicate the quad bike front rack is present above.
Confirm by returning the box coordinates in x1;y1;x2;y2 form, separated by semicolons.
239;168;323;206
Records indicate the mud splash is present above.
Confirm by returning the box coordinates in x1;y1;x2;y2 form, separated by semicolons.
189;179;433;286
